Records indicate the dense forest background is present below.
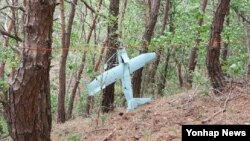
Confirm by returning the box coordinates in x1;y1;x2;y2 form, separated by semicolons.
0;0;250;140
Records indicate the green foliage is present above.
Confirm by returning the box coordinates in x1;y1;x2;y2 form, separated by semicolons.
0;81;8;100
86;65;99;80
122;1;145;47
0;45;18;68
114;84;125;107
142;128;152;141
66;132;82;141
100;113;108;126
75;92;86;116
50;94;58;119
227;61;245;75
0;81;8;92
0;117;8;137
192;70;210;92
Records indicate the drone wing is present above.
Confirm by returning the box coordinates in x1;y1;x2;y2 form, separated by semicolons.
88;64;124;96
129;53;156;73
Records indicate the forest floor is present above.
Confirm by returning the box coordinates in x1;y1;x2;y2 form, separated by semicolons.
51;84;250;141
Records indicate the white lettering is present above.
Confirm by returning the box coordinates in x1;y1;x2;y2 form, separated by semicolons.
186;129;193;136
214;131;219;138
242;131;246;136
234;131;242;136
222;129;246;136
186;129;219;138
222;129;229;136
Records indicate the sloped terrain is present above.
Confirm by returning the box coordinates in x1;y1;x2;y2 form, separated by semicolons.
51;86;250;141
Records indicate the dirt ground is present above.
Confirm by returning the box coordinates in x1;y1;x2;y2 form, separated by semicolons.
51;85;250;141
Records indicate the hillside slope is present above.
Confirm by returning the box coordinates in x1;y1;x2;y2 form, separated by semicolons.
51;87;250;141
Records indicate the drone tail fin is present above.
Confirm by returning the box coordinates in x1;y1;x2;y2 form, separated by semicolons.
127;98;151;111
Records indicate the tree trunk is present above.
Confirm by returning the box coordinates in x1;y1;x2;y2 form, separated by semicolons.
86;45;106;116
187;47;198;87
221;15;230;64
0;63;4;80
3;1;55;140
8;68;16;83
102;0;119;113
119;0;128;38
84;0;103;116
245;23;250;78
186;0;208;88
143;0;170;95
207;0;230;94
132;0;161;98
221;40;229;64
174;55;184;88
57;0;78;123
57;0;67;123
94;46;106;72
157;49;171;95
67;52;86;119
66;0;103;118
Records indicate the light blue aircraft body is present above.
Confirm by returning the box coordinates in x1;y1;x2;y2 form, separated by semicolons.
88;48;156;110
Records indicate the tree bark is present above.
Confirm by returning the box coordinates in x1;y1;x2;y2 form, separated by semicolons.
144;0;170;95
57;0;67;123
161;0;170;34
174;54;184;88
156;0;174;95
3;1;55;140
245;23;250;78
102;0;119;113
221;14;230;64
86;43;106;115
0;63;4;80
186;0;208;88
207;0;230;94
66;0;103;118
157;49;171;95
132;0;161;98
66;52;86;119
57;0;78;123
119;0;128;38
94;46;106;72
8;67;16;83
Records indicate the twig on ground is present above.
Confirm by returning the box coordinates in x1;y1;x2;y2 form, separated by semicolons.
99;129;115;141
88;128;111;133
201;90;232;124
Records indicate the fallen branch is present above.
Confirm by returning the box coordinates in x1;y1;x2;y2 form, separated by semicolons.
201;91;232;124
88;128;111;134
99;129;115;141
